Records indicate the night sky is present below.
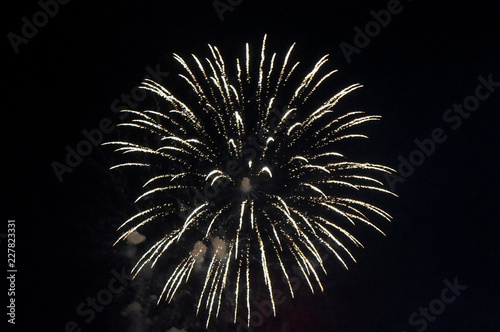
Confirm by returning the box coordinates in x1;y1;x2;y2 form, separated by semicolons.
4;0;500;331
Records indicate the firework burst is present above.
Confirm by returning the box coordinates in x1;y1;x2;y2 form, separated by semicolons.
106;35;396;328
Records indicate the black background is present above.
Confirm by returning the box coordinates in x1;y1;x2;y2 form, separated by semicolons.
4;0;500;331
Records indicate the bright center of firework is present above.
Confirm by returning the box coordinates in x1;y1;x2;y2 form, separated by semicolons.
240;177;252;193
